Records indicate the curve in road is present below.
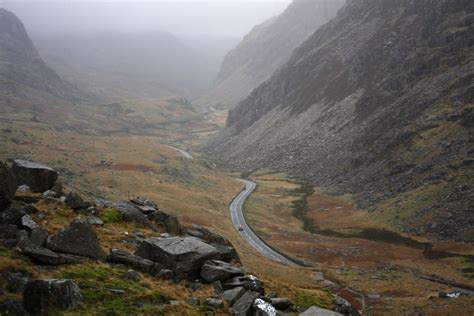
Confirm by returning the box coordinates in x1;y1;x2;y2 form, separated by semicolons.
230;178;298;266
165;145;193;160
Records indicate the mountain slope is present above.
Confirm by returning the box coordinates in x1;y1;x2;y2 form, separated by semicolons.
205;0;474;241
196;0;344;109
0;9;81;102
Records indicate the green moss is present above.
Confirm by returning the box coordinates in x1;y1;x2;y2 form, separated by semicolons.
292;291;328;309
101;208;123;223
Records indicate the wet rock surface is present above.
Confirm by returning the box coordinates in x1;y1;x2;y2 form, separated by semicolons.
11;160;58;193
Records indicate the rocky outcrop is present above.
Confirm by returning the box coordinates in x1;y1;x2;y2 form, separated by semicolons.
197;0;344;110
106;249;163;275
11;160;58;193
22;279;82;315
46;219;105;259
205;0;474;241
114;202;157;231
135;236;220;280
148;210;181;235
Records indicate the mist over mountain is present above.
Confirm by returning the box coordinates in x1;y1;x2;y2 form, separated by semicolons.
205;0;474;241
0;8;82;103
196;0;344;110
34;32;238;101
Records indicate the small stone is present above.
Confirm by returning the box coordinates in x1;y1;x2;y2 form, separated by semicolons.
17;185;30;193
187;296;200;305
87;216;104;226
124;270;141;282
204;298;223;308
19;214;38;230
43;190;57;198
157;269;174;280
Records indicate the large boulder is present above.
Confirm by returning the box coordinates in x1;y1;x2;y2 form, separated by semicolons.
46;219;105;259
185;225;240;262
106;249;162;275
232;290;260;316
200;260;245;283
0;161;18;210
253;298;276;316
135;236;220;280
23;279;81;315
11;160;58;193
114;202;157;230
299;306;343;316
148;210;181;235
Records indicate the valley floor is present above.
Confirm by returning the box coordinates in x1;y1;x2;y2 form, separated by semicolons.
1;95;473;314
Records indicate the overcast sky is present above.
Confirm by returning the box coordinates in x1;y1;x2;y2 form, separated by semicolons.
0;0;291;37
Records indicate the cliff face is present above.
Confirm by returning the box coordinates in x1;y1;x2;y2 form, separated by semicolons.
0;9;82;102
196;0;344;109
205;0;474;241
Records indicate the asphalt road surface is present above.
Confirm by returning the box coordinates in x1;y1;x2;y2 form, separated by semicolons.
230;178;297;265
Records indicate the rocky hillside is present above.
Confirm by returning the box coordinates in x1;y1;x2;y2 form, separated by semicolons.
0;9;82;102
196;0;344;110
204;0;474;241
0;159;354;315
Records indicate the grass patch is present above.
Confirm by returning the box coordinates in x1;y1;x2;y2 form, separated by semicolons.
291;183;318;233
55;263;172;315
101;208;123;223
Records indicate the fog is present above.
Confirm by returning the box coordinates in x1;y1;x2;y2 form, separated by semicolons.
0;0;291;37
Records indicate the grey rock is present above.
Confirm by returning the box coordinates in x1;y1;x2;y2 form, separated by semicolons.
22;246;60;265
200;259;245;283
23;279;81;314
19;215;38;230
0;224;18;239
0;161;18;210
185;224;230;246
299;306;343;316
232;290;260;316
86;216;104;226
123;269;141;282
213;280;224;294
270;298;293;310
157;269;174;280
221;286;246;305
46;219;105;259
107;249;162;275
334;296;359;316
212;243;240;263
114;202;157;230
204;298;223;308
0;300;29;316
11;160;57;193
17;185;30;193
0;203;25;225
148;210;181;235
42;190;57;198
65;191;86;210
253;298;276;316
130;196;158;209
29;228;49;247
222;275;265;295
135;236;219;280
2;270;31;293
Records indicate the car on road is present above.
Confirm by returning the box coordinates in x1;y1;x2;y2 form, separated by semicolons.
238;226;244;231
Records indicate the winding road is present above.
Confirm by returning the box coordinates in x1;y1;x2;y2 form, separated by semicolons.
230;179;297;265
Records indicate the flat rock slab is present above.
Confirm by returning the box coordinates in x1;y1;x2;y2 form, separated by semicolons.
299;306;343;316
11;160;57;193
23;279;81;314
200;259;245;283
135;236;219;280
46;219;105;259
107;249;162;275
